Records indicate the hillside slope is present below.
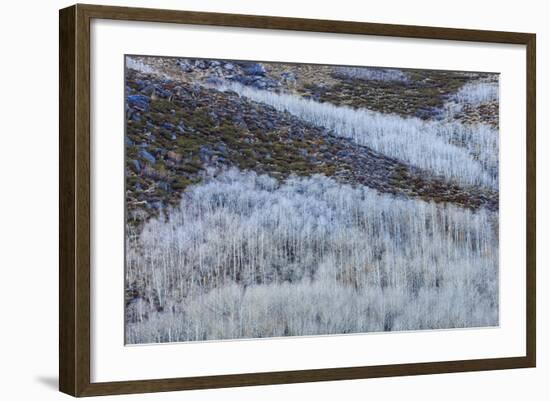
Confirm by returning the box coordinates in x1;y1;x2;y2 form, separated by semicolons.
125;68;497;224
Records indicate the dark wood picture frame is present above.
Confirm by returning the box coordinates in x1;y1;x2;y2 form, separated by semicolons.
59;3;536;397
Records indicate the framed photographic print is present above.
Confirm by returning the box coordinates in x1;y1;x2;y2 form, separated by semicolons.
59;4;536;397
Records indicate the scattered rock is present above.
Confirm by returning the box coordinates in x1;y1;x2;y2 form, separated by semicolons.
130;159;141;173
195;60;208;70
242;63;266;76
139;149;156;164
177;61;194;72
127;94;150;112
140;84;156;96
167;151;182;163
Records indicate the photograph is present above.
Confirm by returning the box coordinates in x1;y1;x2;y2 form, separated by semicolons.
0;0;542;398
124;55;500;344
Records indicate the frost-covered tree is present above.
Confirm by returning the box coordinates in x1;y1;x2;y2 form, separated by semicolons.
217;82;499;190
126;169;498;344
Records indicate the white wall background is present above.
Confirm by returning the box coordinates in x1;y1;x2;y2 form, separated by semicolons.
0;0;546;399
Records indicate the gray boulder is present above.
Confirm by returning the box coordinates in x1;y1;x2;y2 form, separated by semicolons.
139;149;156;164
